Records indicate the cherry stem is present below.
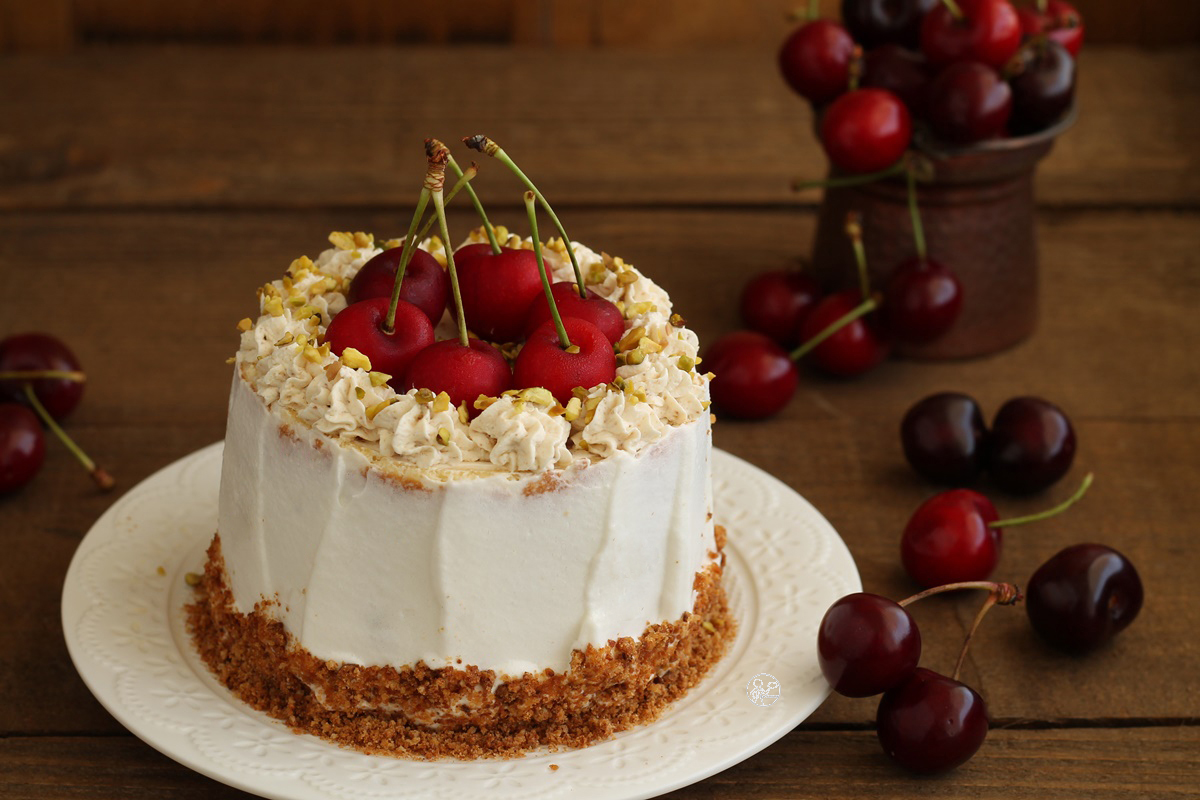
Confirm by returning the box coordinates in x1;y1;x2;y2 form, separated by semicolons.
446;155;502;254
22;384;114;491
906;164;927;261
524;190;572;350
940;0;964;20
414;161;479;244
897;580;1022;609
848;45;863;92
429;148;470;349
807;0;818;20
464;135;586;296
1037;0;1047;13
792;160;907;192
952;586;1018;681
385;148;436;335
789;295;878;361
0;369;86;383
989;472;1094;529
845;211;870;298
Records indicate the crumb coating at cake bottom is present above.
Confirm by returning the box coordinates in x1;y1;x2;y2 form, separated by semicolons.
186;529;733;760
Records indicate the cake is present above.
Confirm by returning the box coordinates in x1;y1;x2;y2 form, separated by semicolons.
187;226;733;759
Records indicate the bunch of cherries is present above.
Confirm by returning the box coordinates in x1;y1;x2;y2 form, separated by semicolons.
0;333;113;494
323;137;626;412
709;196;959;419
781;0;1080;162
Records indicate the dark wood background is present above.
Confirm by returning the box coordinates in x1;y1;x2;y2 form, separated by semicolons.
0;1;1198;796
2;0;1198;51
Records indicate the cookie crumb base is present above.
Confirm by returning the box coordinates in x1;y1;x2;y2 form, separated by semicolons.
186;531;733;760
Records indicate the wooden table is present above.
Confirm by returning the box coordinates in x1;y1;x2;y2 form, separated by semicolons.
2;44;1197;798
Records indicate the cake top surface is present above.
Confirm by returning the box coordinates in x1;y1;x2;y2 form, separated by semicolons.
234;227;712;476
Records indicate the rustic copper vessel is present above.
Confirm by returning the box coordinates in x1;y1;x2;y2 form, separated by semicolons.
810;108;1076;360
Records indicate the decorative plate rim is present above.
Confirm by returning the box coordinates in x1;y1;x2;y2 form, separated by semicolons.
62;442;860;800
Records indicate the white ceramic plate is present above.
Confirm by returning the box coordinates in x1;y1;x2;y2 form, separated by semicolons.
63;443;860;800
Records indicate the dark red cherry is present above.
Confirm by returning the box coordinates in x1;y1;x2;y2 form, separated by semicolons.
920;0;1022;70
703;331;798;420
346;245;448;325
927;61;1012;144
523;282;625;345
1008;39;1076;135
817;593;922;697
901;392;988;485
820;89;912;175
1017;0;1084;57
861;44;934;117
1026;543;1143;653
324;297;435;380
778;19;856;105
453;244;544;343
0;403;46;493
0;333;85;421
901;489;1000;587
798;289;889;377
402;338;512;414
512;317;616;405
738;270;823;347
841;0;939;49
883;256;963;343
877;668;989;773
986;396;1075;493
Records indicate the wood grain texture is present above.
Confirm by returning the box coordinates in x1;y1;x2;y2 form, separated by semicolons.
1;728;1196;799
0;47;1194;211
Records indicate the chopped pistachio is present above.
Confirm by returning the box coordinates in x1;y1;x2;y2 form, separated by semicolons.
224;356;236;364
432;391;452;414
563;396;582;422
617;270;638;286
625;348;645;366
458;403;470;424
701;400;711;409
618;326;646;352
548;403;566;417
630;301;656;316
436;427;451;446
263;297;284;317
474;394;499;411
638;336;663;354
302;346;323;364
414;387;436;405
369;371;391;387
366;397;399;420
287;295;308;308
288;255;314;276
341;347;372;371
669;312;687;328
236;317;253;333
355;386;366;400
571;386;590;399
294;305;317;321
519;387;556;406
184;572;202;587
274;332;295;347
677;355;696;372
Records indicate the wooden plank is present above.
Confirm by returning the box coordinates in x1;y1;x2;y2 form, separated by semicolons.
0;207;1197;735
0;0;73;52
0;47;1194;211
1;728;1196;798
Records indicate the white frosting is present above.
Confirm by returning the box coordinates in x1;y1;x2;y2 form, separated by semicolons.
218;372;716;676
234;230;710;475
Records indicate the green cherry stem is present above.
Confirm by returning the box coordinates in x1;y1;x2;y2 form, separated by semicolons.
23;383;114;491
848;45;863;92
940;0;965;20
384;145;437;335
431;163;470;349
413;161;479;244
846;211;870;298
524;190;572;350
464;134;586;295
446;155;502;254
906;164;927;261
989;472;1094;529
0;369;86;383
789;296;879;360
792;159;908;192
1036;0;1047;13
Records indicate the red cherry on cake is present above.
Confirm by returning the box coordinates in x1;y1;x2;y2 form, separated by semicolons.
798;289;889;377
453;244;544;343
778;18;856;105
513;317;616;405
877;667;989;773
0;333;85;420
920;0;1022;70
324;297;435;379
402;338;513;414
523;282;625;345
927;61;1012;144
883;256;963;343
703;331;799;420
0;403;46;493
1017;0;1084;57
820;88;912;174
738;269;822;347
346;245;448;325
